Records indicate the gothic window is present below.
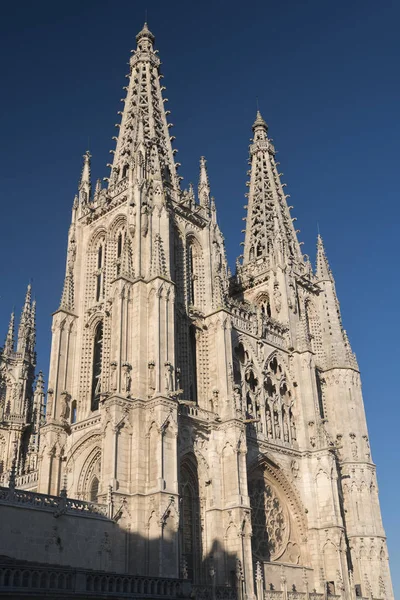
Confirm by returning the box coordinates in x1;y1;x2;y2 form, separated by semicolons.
315;368;325;419
115;229;125;277
91;322;103;411
96;243;104;302
248;470;288;562
90;476;99;503
0;435;5;475
263;355;296;445
180;459;201;582
121;164;129;179
186;238;204;309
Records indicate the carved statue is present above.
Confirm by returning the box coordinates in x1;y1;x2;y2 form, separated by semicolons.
290;416;297;441
233;385;242;413
110;361;118;392
266;409;273;437
148;361;156;391
122;363;132;395
283;416;289;442
164;362;174;392
274;411;281;439
59;391;70;420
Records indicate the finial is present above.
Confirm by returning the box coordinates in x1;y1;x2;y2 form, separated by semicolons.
252;110;268;131
79;150;92;203
136;21;155;44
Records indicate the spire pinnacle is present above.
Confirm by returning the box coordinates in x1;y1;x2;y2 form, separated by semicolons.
316;234;331;281
17;284;33;354
239;115;302;277
4;311;15;355
198;156;210;207
109;24;180;196
79;150;92;203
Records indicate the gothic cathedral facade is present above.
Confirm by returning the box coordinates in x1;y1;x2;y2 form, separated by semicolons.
0;22;394;600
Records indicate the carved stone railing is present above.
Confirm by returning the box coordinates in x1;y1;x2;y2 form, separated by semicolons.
178;400;215;423
309;594;324;600
287;592;307;600
0;470;38;490
85;572;186;596
0;486;108;519
264;591;284;600
192;584;237;600
0;563;191;597
230;304;257;335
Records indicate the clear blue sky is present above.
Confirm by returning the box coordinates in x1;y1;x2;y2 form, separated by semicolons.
0;0;398;591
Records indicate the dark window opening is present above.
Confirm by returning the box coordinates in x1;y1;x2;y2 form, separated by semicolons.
91;323;103;411
71;400;77;424
90;476;99;503
315;368;325;419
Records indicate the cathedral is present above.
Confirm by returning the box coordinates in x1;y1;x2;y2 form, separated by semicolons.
0;22;394;600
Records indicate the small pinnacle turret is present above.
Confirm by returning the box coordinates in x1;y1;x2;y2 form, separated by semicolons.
17;284;33;355
79;151;91;204
198;156;210;207
3;312;15;355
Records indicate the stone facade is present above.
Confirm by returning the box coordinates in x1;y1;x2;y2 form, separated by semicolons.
0;22;393;600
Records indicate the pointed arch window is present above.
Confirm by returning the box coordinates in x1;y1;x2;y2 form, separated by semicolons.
180;459;201;582
96;243;105;302
115;229;125;277
90;476;99;503
91;322;103;411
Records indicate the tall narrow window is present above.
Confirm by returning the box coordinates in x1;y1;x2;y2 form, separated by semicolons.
315;368;325;419
96;244;103;302
71;400;77;424
91;322;103;411
116;231;124;277
180;460;201;582
90;477;99;502
189;325;198;403
188;245;195;305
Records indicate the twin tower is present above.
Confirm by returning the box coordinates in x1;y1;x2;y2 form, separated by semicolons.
0;22;393;600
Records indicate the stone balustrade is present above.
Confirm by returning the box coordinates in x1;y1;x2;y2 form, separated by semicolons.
178;400;215;423
0;485;108;519
192;584;237;600
0;563;191;598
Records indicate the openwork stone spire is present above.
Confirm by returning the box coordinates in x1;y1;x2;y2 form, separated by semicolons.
3;311;15;355
109;22;179;193
17;284;32;354
242;111;302;270
316;234;331;281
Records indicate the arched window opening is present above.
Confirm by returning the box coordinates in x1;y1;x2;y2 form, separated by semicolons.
96;244;104;302
90;476;99;503
115;229;125;278
189;325;198;403
188;245;195;305
71;400;77;424
117;232;123;258
121;164;129;179
315;368;325;419
91;322;103;411
180;460;201;582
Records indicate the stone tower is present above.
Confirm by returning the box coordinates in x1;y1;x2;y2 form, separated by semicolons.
21;22;392;599
0;285;44;479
